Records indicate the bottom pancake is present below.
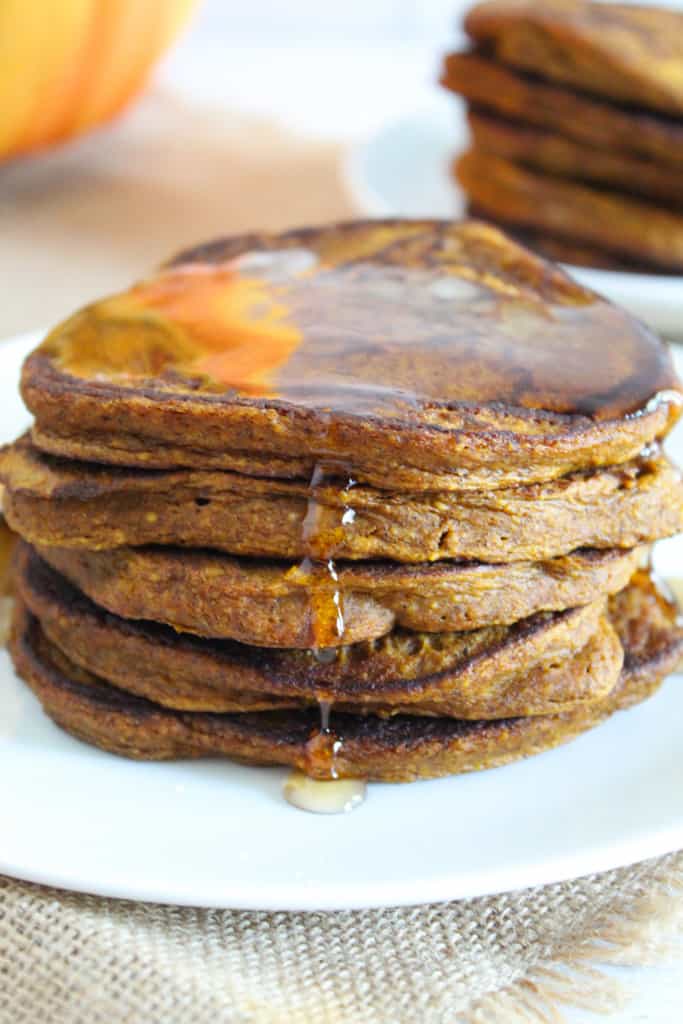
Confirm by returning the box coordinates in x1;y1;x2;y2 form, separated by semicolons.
9;570;683;781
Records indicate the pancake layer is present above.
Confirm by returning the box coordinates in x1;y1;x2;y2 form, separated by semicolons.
15;544;623;720
10;565;682;781
35;542;643;648
3;439;682;564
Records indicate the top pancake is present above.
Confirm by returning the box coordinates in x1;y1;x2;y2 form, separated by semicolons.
22;220;682;492
465;0;683;116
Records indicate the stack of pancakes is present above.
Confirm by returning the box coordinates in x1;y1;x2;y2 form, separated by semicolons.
3;220;683;782
441;0;683;272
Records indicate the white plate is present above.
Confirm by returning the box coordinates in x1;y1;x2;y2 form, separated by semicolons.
3;330;683;911
345;96;683;337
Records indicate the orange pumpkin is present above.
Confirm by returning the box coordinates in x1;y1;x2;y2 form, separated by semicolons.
0;0;196;160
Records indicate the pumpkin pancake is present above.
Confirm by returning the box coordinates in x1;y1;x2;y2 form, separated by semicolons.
456;151;683;272
21;220;682;492
464;1;683;116
9;568;682;781
467;110;683;208
441;53;683;171
3;439;682;564
34;542;643;648
15;544;622;719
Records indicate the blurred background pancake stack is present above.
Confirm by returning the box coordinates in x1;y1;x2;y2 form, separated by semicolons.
2;219;683;784
441;0;683;272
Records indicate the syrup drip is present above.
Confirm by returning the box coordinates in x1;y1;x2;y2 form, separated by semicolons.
283;463;361;807
302;699;344;780
292;557;344;649
288;697;365;813
311;647;338;665
319;699;333;734
282;771;366;815
290;464;358;649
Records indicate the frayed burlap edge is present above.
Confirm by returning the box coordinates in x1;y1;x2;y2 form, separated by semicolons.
460;851;683;1023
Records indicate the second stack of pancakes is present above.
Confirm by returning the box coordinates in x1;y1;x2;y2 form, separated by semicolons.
4;220;683;781
441;0;683;272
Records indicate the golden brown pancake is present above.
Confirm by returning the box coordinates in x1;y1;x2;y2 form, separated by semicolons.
441;53;683;170
3;438;682;564
22;220;682;492
466;203;672;272
456;151;683;272
34;541;643;648
6;217;683;785
9;565;682;781
465;0;683;116
468;109;683;207
15;543;623;719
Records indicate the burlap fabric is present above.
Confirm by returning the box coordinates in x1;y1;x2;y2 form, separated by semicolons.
2;88;683;1024
2;853;683;1023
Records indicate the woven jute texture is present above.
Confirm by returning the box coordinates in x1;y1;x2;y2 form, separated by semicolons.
2;853;683;1024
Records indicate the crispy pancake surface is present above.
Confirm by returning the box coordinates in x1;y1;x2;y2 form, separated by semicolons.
22;220;682;491
9;566;682;781
34;542;643;648
15;544;622;719
465;0;683;116
3;439;682;563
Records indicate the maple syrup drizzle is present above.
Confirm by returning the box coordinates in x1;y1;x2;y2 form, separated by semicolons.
290;463;360;650
286;466;362;803
301;699;345;780
285;464;364;807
